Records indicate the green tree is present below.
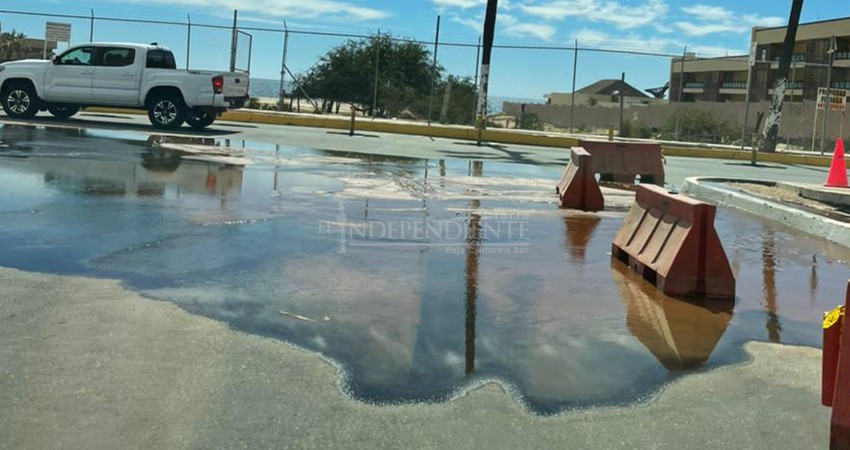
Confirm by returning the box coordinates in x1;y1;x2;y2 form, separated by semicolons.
295;33;440;117
0;30;28;62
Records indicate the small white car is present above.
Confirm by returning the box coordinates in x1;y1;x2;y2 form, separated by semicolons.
0;42;250;130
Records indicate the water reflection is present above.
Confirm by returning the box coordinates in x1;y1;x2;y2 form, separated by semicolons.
0;129;243;199
762;229;782;343
464;162;483;374
563;216;601;263
612;261;734;371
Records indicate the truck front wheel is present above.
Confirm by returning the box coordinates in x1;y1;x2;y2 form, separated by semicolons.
185;109;216;130
147;94;186;130
1;83;40;119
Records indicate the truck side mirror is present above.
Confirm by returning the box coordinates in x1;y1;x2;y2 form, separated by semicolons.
52;55;60;64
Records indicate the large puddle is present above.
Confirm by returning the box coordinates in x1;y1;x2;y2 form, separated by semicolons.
1;124;848;414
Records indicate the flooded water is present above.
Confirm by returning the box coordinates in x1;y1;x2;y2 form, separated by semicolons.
1;124;848;414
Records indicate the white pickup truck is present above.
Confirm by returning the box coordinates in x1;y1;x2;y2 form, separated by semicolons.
0;42;249;130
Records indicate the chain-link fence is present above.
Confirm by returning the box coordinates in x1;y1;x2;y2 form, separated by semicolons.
1;6;847;150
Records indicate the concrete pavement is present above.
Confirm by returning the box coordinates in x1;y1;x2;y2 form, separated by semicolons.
0;267;828;450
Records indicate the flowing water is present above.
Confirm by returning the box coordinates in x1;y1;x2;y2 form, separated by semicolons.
1;124;848;414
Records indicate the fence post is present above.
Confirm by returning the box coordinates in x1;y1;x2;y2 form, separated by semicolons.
279;21;289;110
186;14;191;70
674;46;687;141
570;39;578;134
471;36;481;126
229;10;238;72
372;31;381;116
427;15;441;126
89;9;94;42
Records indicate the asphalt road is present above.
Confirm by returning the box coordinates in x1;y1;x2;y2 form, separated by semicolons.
0;111;831;188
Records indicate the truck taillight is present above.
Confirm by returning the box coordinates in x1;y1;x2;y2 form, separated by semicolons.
212;76;224;94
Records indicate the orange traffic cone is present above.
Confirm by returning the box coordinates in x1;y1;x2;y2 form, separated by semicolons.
825;139;848;188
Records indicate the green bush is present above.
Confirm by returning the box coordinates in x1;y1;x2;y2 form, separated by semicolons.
661;108;737;144
620;118;653;139
519;113;544;131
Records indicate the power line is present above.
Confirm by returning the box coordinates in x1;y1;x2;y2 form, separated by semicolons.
0;8;680;57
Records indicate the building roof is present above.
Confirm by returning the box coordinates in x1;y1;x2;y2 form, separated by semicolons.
576;79;650;98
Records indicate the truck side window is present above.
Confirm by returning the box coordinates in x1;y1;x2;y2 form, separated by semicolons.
58;47;94;66
100;48;136;67
146;50;177;69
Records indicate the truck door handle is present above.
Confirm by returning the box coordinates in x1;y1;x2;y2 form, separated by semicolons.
82;70;94;75
122;73;135;77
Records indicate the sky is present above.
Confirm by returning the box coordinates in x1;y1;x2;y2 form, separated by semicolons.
0;0;844;100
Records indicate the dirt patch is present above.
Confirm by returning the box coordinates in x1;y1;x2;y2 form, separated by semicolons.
727;182;850;224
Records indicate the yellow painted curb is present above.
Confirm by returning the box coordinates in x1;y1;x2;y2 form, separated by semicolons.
662;146;833;167
81;107;832;167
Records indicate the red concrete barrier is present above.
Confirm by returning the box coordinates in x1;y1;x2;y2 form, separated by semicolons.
556;147;604;211
611;185;735;299
823;305;844;407
831;281;850;449
580;140;665;185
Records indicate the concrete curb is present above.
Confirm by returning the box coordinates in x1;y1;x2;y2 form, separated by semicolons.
81;107;832;167
681;176;850;249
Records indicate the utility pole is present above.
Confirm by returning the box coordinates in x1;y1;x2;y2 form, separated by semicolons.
820;35;837;154
570;38;578;134
427;15;441;126
229;10;238;72
476;0;499;146
89;9;94;42
758;0;805;154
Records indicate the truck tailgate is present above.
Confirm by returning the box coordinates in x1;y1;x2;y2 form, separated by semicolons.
221;73;249;97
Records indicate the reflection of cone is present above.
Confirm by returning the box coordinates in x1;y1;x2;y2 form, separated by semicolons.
825;139;848;188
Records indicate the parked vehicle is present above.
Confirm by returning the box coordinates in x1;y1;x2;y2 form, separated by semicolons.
0;43;249;130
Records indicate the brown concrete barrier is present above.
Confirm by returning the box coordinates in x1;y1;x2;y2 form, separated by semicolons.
579;140;665;185
828;281;850;448
611;185;735;299
556;147;604;211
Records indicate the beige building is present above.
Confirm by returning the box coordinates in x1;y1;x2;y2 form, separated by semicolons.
671;16;850;103
546;78;657;108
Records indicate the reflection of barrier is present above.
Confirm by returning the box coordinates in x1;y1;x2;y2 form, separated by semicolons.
579;140;665;185
612;185;735;299
612;262;733;370
825;281;850;448
563;216;601;263
556;147;604;211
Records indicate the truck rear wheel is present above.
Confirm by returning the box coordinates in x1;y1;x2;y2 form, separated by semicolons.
185;109;216;130
47;104;80;119
1;83;40;119
148;94;186;130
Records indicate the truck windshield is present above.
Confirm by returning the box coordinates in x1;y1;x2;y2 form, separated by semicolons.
146;50;177;69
